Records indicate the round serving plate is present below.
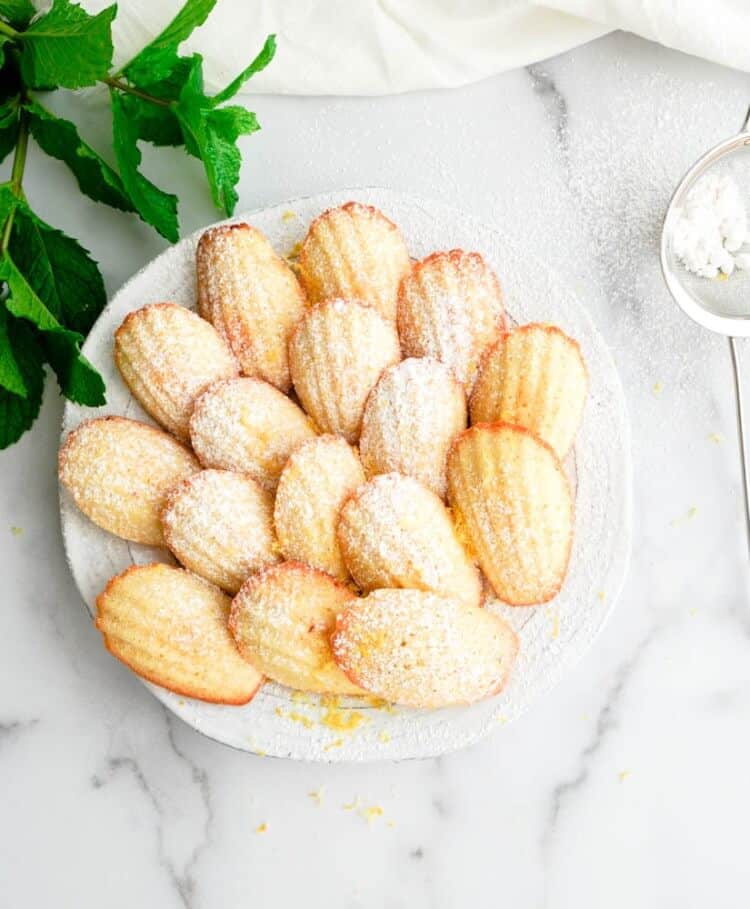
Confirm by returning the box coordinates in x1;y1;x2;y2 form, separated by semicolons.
59;188;632;761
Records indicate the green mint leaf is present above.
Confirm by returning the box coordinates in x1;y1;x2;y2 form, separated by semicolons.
41;329;105;405
175;57;259;215
0;252;106;405
210;34;276;106
110;90;179;241
20;0;116;90
0;0;35;27
118;93;183;147
25;99;134;212
0;305;27;397
9;201;107;334
123;0;216;84
115;56;197;147
0;317;45;449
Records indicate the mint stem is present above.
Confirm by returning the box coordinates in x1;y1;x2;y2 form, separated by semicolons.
0;106;28;254
0;20;18;39
103;77;172;109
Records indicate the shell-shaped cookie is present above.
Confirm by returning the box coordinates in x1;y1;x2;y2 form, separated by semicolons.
337;473;481;607
470;324;588;458
114;302;238;440
359;357;467;499
274;436;365;581
331;589;518;708
162;469;280;594
189;377;316;490
59;416;199;546
397;250;505;388
289;298;401;443
298;201;410;322
229;562;362;694
196;223;307;392
447;423;573;605
96;563;263;705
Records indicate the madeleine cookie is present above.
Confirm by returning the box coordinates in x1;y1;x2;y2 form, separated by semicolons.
162;469;280;594
274;436;365;581
331;589;518;708
59;416;199;546
337;473;481;607
114;303;238;440
470;324;587;458
189;377;316;490
96;563;263;704
229;562;361;694
447;423;573;605
397;250;505;388
298;202;410;322
359;357;466;499
289;298;400;443
196;223;307;392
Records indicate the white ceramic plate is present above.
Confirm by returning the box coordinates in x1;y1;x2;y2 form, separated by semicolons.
60;188;632;761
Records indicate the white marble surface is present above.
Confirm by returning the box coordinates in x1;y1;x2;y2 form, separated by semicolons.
3;30;750;908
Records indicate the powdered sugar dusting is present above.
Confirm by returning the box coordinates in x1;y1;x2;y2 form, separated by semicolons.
162;469;280;594
360;357;467;498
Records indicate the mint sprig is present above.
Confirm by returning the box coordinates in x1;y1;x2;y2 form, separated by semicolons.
0;0;276;449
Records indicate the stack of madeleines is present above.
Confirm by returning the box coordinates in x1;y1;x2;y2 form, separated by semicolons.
59;202;588;711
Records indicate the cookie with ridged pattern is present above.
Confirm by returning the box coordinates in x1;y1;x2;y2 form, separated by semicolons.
59;416;199;546
331;589;518;709
359;357;466;499
189;377;316;490
447;422;573;606
397;250;505;388
289;298;401;443
196;223;307;392
337;473;481;607
114;302;238;440
470;323;587;458
162;469;280;594
298;201;410;322
96;563;263;705
274;435;365;581
229;561;362;695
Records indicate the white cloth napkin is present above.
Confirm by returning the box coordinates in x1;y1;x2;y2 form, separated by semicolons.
96;0;749;95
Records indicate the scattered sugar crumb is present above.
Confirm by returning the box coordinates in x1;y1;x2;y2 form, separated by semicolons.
10;526;22;537
308;787;324;806
286;241;303;259
671;506;697;527
343;797;361;811
495;713;508;725
324;737;344;751
379;730;392;743
652;382;663;396
387;820;396;829
716;272;730;281
281;210;297;222
618;770;630;783
707;432;723;444
320;696;368;734
275;706;315;729
689;607;698;617
597;590;606;602
546;607;560;640
290;690;312;705
256;823;268;834
360;805;384;824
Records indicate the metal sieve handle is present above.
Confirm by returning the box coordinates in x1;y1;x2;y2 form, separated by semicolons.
729;337;750;557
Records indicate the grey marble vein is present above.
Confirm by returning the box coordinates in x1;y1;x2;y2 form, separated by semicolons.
541;625;659;858
526;63;570;169
0;717;38;745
